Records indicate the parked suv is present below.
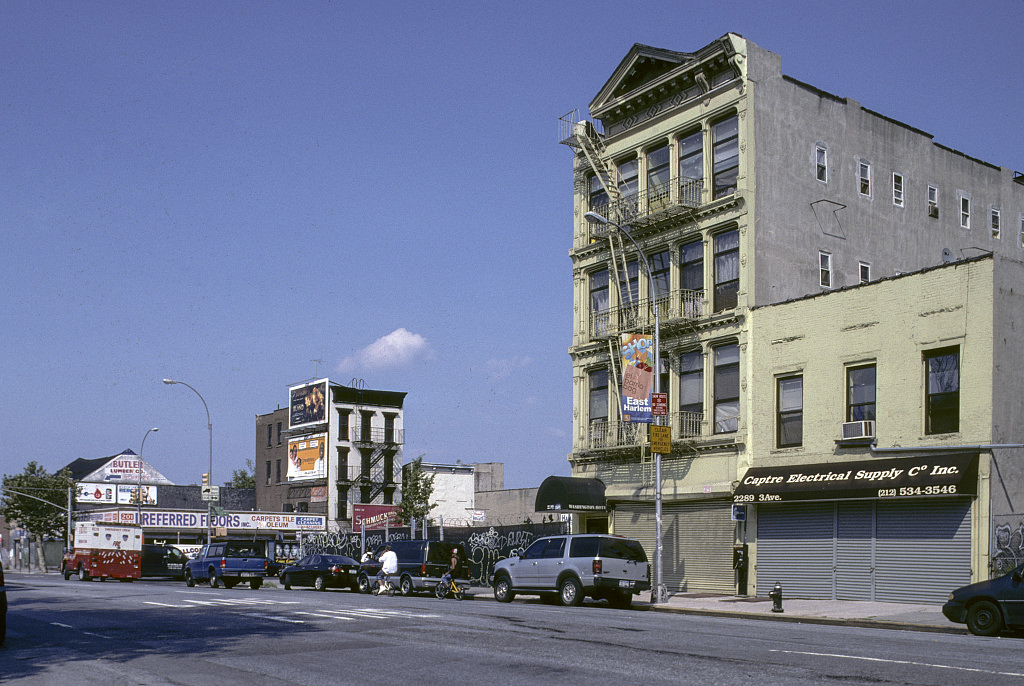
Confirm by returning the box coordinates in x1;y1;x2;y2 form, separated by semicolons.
356;540;469;596
490;534;650;608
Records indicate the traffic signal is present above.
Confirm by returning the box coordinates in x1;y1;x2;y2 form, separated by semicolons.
202;473;209;486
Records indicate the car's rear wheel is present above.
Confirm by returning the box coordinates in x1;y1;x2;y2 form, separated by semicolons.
559;577;582;607
314;575;327;591
250;579;262;590
78;565;89;582
185;569;195;587
208;570;219;588
967;600;1003;636
493;575;514;603
282;573;292;590
400;575;414;596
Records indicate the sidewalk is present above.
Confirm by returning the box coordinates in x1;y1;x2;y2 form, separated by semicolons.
635;592;963;634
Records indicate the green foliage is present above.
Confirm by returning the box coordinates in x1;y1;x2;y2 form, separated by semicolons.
1;461;73;539
397;456;436;525
229;459;256;488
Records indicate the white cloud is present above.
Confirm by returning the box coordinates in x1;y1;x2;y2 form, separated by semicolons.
337;328;432;372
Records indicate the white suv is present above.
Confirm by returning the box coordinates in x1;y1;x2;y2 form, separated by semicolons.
490;534;650;608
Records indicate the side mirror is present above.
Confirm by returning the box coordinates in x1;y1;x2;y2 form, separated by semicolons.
1013;570;1022;583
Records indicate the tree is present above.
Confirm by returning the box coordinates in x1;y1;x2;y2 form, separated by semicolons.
229;459;256;488
396;456;436;527
1;461;73;571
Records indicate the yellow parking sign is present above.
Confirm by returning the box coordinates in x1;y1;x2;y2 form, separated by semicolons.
650;425;672;454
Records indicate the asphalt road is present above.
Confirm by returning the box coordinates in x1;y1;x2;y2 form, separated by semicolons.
4;573;1024;685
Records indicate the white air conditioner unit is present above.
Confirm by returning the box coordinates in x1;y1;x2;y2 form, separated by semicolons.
841;420;875;440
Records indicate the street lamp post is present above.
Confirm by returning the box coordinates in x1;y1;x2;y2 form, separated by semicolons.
138;427;158;531
584;211;666;604
163;379;213;543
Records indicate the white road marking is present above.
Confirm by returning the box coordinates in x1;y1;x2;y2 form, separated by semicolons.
240;612;305;624
295;611;355;621
772;650;1024;678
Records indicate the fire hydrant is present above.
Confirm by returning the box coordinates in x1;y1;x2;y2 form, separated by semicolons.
769;581;784;613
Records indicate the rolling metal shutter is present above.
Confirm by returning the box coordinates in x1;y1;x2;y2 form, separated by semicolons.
874;498;971;604
614;499;735;593
756;498;971;603
756;502;835;599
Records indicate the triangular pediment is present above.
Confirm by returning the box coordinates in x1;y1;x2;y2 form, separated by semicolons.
590;44;696;114
70;449;175;485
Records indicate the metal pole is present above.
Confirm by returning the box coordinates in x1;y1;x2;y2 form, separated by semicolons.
583;211;666;603
163;379;212;543
138;427;158;532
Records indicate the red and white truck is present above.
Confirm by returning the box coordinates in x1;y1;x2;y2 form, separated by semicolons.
62;522;142;581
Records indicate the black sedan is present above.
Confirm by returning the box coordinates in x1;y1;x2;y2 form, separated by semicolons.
943;562;1024;636
279;554;359;592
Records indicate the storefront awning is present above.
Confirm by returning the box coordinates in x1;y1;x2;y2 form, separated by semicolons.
535;476;607;512
734;454;978;504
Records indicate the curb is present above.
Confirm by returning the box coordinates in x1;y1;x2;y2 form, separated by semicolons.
641;603;965;635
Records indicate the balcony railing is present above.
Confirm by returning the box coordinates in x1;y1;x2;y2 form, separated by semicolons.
588;177;703;233
584;411;708;451
352;426;404;445
590;289;705;339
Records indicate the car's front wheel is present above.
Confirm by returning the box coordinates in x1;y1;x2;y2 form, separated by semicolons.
400;575;414;596
493;575;515;603
314;575;327;592
357;573;371;594
967;600;1003;636
282;574;292;590
559;577;582;607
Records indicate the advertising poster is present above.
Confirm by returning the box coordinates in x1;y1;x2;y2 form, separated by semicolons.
620;333;653;423
77;483;117;504
287;434;326;481
289;379;328;429
352;504;399;532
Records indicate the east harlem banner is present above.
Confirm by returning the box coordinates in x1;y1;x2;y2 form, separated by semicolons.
621;333;653;423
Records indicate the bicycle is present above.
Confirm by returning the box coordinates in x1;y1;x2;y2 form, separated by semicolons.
434;574;464;600
374;573;396;597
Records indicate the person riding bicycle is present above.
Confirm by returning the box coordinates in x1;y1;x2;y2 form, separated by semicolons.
375;544;398;595
440;546;460;587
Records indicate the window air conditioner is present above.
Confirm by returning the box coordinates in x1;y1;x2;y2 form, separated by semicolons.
928;205;939;218
841;420;875;440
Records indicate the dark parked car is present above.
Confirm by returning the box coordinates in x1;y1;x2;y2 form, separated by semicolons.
141;544;188;579
279;554;359;592
1;563;7;645
943;562;1024;636
356;540;469;596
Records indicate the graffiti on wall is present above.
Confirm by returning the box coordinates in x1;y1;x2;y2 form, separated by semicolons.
291;522;567;586
994;522;1024;576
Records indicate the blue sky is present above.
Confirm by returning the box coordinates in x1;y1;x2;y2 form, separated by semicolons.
2;0;1022;490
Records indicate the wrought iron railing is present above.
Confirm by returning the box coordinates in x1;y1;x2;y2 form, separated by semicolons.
585;411;708;451
589;289;704;339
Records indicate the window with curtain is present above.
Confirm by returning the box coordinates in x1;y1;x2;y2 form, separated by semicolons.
714;230;739;311
679;350;704;437
712;116;738;199
713;344;739;433
590;268;609;337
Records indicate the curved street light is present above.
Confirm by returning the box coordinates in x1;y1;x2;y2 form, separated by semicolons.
137;427;158;530
163;378;213;543
583;211;666;604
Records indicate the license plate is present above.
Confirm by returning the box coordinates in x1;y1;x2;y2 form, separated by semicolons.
239;572;257;578
618;580;634;588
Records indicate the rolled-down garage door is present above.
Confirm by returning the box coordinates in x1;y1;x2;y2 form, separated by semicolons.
614;499;735;593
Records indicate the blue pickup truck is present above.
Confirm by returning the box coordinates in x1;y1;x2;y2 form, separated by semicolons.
184;540;271;589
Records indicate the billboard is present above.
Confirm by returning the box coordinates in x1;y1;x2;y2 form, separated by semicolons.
77;483;157;505
287;434;327;481
289;379;328;429
620;333;653;423
352;504;400;533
